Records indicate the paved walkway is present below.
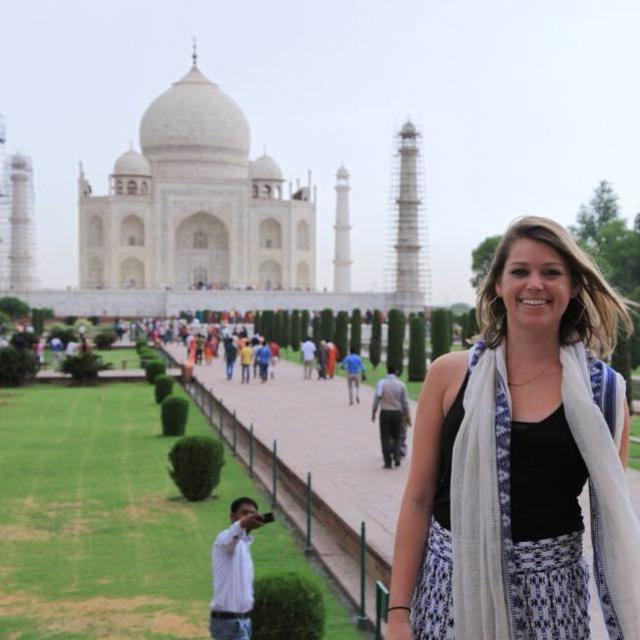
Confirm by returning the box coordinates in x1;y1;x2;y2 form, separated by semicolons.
166;343;640;638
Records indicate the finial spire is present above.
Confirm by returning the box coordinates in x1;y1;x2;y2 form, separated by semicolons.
192;37;198;67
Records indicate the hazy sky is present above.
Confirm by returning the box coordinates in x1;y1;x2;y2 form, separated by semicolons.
2;0;640;304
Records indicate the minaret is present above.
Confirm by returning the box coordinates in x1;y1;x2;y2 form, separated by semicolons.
0;115;8;289
8;153;36;290
333;165;352;293
394;120;423;302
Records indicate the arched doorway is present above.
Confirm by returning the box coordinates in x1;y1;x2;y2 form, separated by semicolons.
259;259;282;290
121;257;145;288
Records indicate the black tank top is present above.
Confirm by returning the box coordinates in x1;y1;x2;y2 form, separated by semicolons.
432;373;589;542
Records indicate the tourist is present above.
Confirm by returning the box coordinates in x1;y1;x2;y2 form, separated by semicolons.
195;333;205;365
387;217;640;640
317;340;328;379
371;364;410;469
49;336;64;368
300;336;316;379
326;341;339;378
240;341;253;384
256;341;272;383
209;497;265;640
223;337;237;381
339;347;366;405
251;335;261;379
268;339;280;379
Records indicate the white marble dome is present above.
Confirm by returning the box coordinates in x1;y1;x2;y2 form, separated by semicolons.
250;153;283;181
139;65;250;159
113;148;150;175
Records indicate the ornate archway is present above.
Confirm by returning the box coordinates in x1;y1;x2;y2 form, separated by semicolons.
121;257;145;288
259;259;282;290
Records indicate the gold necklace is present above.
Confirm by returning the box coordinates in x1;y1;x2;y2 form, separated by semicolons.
507;362;558;387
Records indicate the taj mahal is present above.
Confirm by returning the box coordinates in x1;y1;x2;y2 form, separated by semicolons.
1;52;426;315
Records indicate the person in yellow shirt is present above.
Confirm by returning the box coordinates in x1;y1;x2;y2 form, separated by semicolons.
240;343;254;384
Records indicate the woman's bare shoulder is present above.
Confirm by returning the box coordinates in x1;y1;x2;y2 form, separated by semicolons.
428;350;468;383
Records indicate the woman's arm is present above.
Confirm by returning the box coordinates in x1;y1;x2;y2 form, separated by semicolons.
386;351;467;637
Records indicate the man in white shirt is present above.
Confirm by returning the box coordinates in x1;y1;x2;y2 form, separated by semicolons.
210;497;265;640
300;337;317;380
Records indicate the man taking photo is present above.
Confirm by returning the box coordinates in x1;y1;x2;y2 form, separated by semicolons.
209;497;266;639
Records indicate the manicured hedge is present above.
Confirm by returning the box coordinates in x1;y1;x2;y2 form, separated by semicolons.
386;309;405;376
161;396;189;436
168;435;224;501
320;309;334;343
349;308;362;355
408;315;427;381
430;308;450;361
334;311;348;359
154;374;175;404
369;309;382;368
290;310;301;351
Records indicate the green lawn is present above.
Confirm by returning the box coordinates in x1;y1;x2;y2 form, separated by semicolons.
0;383;362;639
44;348;140;370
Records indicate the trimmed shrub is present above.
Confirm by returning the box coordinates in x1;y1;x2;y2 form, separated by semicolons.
254;310;261;335
290;310;301;351
61;352;112;384
430;308;450;361
161;395;189;436
154;374;175;404
320;308;334;342
64;315;77;326
168;435;224;501
73;318;93;335
369;309;382;368
408;315;427;382
273;311;282;345
31;308;45;336
135;338;148;353
349;308;362;355
252;571;324;640
261;310;275;341
88;315;101;326
301;309;310;338
145;359;166;384
280;310;290;348
0;296;30;319
312;315;321;347
0;346;37;386
10;331;38;350
386;309;405;376
334;311;348;360
94;330;117;350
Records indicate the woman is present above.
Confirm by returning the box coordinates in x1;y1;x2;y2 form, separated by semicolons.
387;216;640;640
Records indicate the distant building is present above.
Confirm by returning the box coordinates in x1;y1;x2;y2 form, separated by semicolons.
78;59;316;291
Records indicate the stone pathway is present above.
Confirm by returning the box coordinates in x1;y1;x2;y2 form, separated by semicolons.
165;343;640;638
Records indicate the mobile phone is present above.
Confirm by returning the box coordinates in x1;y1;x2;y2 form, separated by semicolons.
261;512;275;524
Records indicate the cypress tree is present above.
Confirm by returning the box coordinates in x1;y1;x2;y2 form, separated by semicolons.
386;308;405;376
369;309;382;368
334;311;349;360
312;315;321;347
290;310;301;351
430;308;450;361
280;310;291;349
273;311;282;345
408;314;427;381
301;309;311;340
612;332;633;408
261;310;275;342
350;308;362;354
254;311;261;335
320;308;335;342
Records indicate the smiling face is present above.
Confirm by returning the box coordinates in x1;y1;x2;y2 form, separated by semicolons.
495;238;579;336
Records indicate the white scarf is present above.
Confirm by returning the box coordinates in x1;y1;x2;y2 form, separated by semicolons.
450;341;640;639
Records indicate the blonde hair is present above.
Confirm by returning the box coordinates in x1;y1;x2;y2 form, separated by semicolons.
476;216;632;357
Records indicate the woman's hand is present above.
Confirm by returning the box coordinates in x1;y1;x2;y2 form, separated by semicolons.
386;612;413;640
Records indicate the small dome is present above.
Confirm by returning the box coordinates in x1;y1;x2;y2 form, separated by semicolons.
114;149;150;176
400;120;418;137
336;165;349;179
140;65;250;159
250;153;283;181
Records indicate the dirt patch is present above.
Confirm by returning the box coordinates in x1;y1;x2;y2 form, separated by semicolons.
0;526;51;542
124;494;197;524
61;519;92;535
0;592;207;638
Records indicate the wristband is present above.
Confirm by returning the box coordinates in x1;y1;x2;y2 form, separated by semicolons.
387;605;411;613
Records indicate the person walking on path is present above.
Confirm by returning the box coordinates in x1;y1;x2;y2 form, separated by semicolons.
387;216;640;640
326;341;339;378
300;337;316;380
317;341;328;380
209;497;265;640
268;340;280;379
240;341;253;384
339;347;366;405
223;337;238;381
372;364;410;469
256;341;272;383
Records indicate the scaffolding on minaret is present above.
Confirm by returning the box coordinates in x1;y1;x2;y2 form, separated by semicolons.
0;114;10;290
384;119;431;308
7;152;37;291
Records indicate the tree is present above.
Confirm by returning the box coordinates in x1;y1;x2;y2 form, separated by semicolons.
386;309;405;376
349;308;362;355
369;310;382;368
261;311;274;341
312;315;321;347
0;296;30;320
273;311;282;345
280;310;291;348
320;309;334;342
301;310;311;339
430;308;450;361
572;180;620;247
290;310;301;351
408;315;427;382
470;236;501;289
254;310;261;335
334;311;349;360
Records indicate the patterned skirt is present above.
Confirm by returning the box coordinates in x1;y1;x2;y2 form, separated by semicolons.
410;520;590;640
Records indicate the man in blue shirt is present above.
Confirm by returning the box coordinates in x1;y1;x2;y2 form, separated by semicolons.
339;347;366;405
256;342;272;383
